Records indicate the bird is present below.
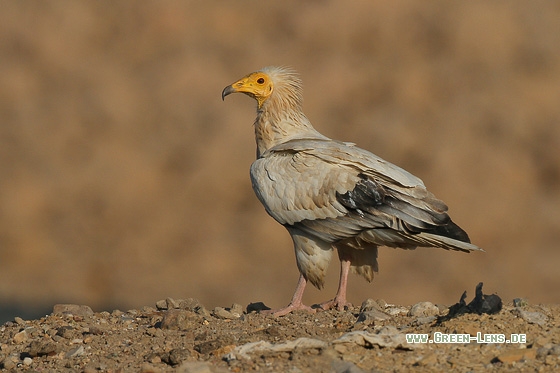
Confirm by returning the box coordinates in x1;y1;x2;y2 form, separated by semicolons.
222;66;483;316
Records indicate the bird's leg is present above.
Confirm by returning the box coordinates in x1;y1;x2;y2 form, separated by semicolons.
319;258;351;311
261;274;315;317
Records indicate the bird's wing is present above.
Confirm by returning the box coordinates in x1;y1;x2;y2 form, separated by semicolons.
250;138;457;244
250;139;359;227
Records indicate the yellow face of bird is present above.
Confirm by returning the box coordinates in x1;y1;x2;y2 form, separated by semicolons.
222;71;273;109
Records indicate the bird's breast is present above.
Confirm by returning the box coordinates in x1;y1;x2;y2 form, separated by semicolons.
249;153;355;226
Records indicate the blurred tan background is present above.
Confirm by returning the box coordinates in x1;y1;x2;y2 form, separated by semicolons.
1;1;559;322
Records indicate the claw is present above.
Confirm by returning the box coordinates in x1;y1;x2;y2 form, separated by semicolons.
319;298;351;312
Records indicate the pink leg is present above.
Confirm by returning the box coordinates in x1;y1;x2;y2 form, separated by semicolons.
320;259;351;311
261;274;315;317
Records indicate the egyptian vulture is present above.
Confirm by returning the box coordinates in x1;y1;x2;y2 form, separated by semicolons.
222;66;482;316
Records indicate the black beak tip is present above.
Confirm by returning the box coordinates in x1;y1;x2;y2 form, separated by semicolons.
222;85;234;101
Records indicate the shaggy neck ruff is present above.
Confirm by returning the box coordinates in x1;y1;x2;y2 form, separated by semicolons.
253;67;328;158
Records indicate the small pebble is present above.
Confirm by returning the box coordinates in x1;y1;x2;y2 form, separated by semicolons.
360;299;384;312
355;309;391;325
56;326;74;339
141;306;156;313
160;309;200;330
166;297;180;309
377;325;400;335
230;304;243;317
88;326;106;335
155;299;168;310
146;353;162;364
409;302;440;317
385;306;408;316
511;308;548;326
513;298;529;307
23;357;32;366
53;304;94;317
414;316;436;325
178;298;205;311
550;345;560;356
167;348;192;365
13;330;28;344
212;305;242;320
28;340;61;357
65;345;85;358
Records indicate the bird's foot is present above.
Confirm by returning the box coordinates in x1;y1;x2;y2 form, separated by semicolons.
318;298;351;312
260;302;316;317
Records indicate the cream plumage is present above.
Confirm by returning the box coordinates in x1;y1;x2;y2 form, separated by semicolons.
222;66;482;316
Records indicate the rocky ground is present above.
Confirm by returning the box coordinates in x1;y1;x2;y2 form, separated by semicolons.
1;286;558;372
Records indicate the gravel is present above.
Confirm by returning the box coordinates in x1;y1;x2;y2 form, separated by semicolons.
0;296;559;372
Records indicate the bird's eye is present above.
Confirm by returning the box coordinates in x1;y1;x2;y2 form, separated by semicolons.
257;77;265;84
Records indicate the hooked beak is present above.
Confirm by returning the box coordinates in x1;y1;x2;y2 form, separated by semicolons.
221;85;236;101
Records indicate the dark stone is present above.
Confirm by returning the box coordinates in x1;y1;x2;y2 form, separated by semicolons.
438;282;502;323
246;302;270;313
